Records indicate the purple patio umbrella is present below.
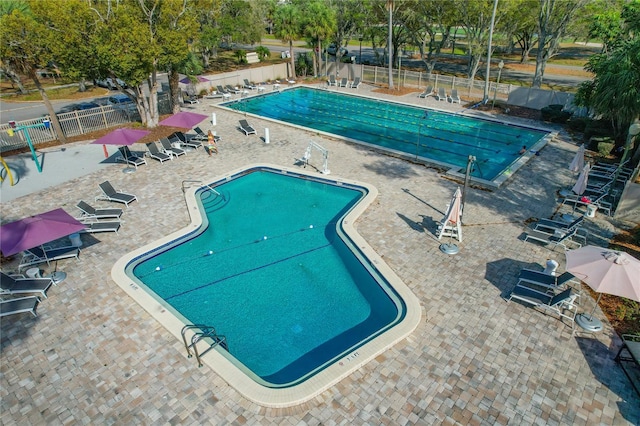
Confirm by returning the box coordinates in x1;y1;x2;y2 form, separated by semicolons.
179;76;210;84
0;208;86;257
91;128;151;146
159;111;208;129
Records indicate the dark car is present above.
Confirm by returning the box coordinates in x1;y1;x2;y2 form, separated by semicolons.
75;102;100;110
325;43;348;56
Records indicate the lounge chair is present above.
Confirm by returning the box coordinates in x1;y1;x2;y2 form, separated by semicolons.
523;227;582;249
0;296;40;318
448;89;461;104
507;286;578;329
244;79;257;90
96;181;137;207
160;138;186;157
517;269;577;291
76;201;122;219
18;246;80;271
172;133;203;150
532;216;584;233
225;85;241;94
117;146;147;169
435;87;447;101
615;334;640;396
78;219;121;234
146;142;173;163
327;75;337;86
182;91;198;104
561;192;612;216
1;272;53;299
418;85;433;98
338;78;348;87
216;85;230;95
239;119;256;136
191;127;210;141
350;77;361;89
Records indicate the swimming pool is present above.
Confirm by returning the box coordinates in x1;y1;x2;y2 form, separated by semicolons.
223;87;553;185
112;165;421;407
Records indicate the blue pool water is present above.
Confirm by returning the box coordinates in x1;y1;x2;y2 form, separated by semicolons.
128;169;405;387
225;87;549;181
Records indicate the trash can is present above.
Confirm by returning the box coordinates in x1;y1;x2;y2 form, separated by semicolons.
543;259;559;276
585;204;597;218
69;233;82;248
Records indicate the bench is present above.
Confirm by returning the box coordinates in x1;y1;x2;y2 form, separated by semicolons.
246;52;260;64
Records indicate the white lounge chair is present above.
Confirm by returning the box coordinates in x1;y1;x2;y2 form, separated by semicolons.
18;246;80;271
79;219;121;234
327;75;337;86
244;79;257;90
0;296;40;318
338;78;348;87
117;146;146;169
1;272;53;299
239;119;256;136
146;142;173;163
350;77;361;89
435;87;447;101
507;287;578;330
517;269;577;291
76;201;123;219
160;138;186;157
448;89;461;104
96;181;137;207
523;227;583;249
418;85;433;98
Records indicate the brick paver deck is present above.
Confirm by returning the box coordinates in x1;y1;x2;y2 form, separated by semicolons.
1;84;638;425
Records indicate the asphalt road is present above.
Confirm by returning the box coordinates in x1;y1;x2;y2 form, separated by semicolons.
0;45;587;124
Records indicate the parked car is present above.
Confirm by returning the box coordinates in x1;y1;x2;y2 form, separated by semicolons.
108;94;136;113
325;43;348;56
94;77;127;90
57;102;100;114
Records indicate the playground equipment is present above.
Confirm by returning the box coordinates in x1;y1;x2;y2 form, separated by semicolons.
6;119;51;173
0;156;16;186
298;141;330;174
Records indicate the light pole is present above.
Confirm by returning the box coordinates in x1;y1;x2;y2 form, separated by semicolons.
492;60;504;109
483;0;500;102
359;36;363;64
7;119;51;173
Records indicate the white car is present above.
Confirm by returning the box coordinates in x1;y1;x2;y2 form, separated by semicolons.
94;77;127;90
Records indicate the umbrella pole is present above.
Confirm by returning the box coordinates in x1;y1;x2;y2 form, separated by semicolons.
48;260;67;284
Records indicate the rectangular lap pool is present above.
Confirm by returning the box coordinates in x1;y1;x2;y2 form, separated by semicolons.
112;165;421;407
223;87;553;185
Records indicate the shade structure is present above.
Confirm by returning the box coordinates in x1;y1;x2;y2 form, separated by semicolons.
179;76;210;84
566;246;640;302
571;163;590;195
0;208;86;257
569;144;585;173
159;111;208;129
91;128;151;146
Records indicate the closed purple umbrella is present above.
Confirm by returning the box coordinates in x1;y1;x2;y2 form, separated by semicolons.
0;208;86;257
159;111;208;129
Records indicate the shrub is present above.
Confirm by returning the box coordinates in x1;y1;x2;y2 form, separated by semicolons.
597;141;615;157
567;117;589;132
584;119;613;144
541;104;572;123
235;49;247;64
255;46;270;61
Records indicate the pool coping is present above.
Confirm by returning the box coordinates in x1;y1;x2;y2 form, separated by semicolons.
111;163;423;408
216;85;556;189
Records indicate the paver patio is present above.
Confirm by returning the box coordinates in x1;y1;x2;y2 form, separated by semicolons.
1;84;638;425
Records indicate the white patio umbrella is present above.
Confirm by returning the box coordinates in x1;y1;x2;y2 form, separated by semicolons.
565;246;640;331
571;163;590;195
569;144;585;173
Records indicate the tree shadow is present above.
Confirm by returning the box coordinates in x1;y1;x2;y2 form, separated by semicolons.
574;336;640;422
0;315;39;354
363;158;420;179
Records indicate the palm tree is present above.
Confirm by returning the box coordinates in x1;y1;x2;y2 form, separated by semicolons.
387;0;394;89
274;4;302;80
303;2;336;77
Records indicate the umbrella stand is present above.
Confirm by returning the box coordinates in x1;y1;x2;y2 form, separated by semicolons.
439;232;459;255
47;260;67;284
575;293;604;332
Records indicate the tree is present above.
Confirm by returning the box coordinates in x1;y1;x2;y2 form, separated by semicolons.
274;3;302;80
500;0;538;63
574;0;640;145
301;1;336;77
532;0;589;88
0;6;68;142
408;0;458;75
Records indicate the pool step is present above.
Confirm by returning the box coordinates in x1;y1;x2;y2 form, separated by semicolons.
181;324;228;368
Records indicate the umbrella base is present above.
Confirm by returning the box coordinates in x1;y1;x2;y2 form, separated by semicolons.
439;243;459;255
48;271;67;284
122;167;136;174
575;313;603;332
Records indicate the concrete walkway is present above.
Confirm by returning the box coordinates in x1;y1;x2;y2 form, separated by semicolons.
1;84;638;425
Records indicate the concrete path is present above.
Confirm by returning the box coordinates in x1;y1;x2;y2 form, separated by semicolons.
1;84;638;425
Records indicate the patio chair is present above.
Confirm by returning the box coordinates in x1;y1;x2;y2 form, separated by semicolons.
338;78;348;87
615;334;640;396
327;75;337;86
418;85;433;98
225;85;241;94
435;87;447;101
182;91;198;104
244;79;257;90
561;192;612;216
160;138;186;157
239;119;256;136
18;246;80;271
172;133;203;150
0;296;40;318
507;286;578;330
350;77;361;89
191;127;210;141
523;227;583;249
96;181;137;207
117;146;147;169
78;218;121;234
146;142;173;163
1;272;53;299
448;89;461;104
532;216;584;233
216;85;230;95
76;201;123;219
517;269;577;292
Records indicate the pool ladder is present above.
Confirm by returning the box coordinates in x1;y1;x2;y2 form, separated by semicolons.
181;324;228;368
182;179;223;198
